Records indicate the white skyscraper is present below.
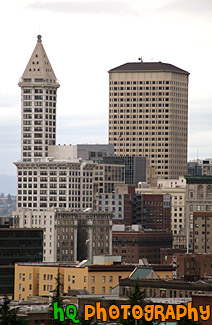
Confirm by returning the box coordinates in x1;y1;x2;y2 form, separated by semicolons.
18;35;60;162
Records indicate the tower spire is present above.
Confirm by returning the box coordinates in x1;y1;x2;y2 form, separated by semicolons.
19;35;59;84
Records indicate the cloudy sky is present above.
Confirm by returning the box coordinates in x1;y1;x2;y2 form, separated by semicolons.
0;0;212;176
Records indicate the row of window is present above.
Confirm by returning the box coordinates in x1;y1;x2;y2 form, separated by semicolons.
17;202;92;208
110;81;170;85
18;170;92;176
23;88;57;94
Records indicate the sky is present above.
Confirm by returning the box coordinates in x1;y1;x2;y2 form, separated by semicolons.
0;0;212;176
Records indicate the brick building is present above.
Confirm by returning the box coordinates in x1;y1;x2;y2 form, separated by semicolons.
162;251;212;279
112;225;172;264
131;194;171;230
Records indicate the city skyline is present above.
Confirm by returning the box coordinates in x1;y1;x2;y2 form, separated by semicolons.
0;0;212;177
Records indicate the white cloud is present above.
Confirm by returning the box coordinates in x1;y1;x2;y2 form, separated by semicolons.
28;0;135;15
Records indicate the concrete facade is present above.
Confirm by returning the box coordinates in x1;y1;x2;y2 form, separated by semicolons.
188;158;212;176
16;160;95;210
19;35;60;162
12;210;113;263
108;62;189;179
12;209;56;262
193;212;212;254
185;176;212;250
56;211;113;262
48;144;114;161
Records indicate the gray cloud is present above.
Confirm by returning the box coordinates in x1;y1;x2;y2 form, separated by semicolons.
57;115;107;144
0;94;19;108
0;124;20;149
28;0;135;15
189;113;212;131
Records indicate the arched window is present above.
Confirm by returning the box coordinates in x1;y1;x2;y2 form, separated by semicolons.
197;185;203;199
189;191;194;199
206;185;212;199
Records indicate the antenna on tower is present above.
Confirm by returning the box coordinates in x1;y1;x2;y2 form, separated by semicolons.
197;148;199;160
138;56;143;62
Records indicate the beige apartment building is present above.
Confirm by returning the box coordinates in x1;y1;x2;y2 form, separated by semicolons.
108;62;189;179
14;262;134;301
136;177;186;248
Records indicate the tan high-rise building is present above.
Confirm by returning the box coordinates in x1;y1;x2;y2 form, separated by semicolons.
108;62;189;179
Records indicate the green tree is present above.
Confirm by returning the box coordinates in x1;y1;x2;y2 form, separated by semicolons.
48;270;79;324
0;296;25;325
119;280;154;325
48;269;66;324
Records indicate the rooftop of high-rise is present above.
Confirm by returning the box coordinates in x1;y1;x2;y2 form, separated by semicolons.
109;61;189;74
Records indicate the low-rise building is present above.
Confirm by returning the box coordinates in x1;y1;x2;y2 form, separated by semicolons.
162;251;212;279
100;156;154;186
12;210;113;263
12;209;56;262
188;158;212;176
14;262;135;301
112;225;172;264
185;176;212;250
118;277;212;299
0;228;43;297
131;194;171;231
193;212;212;254
56;210;113;262
15;159;95;210
48;144;114;161
97;184;135;224
137;177;186;248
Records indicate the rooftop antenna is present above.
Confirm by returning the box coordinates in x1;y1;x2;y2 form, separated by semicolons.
138;56;143;62
197;148;199;161
37;26;42;41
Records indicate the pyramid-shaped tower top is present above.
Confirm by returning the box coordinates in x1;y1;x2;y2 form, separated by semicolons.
19;35;60;87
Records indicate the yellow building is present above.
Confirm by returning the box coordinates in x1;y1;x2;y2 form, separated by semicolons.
154;267;174;279
14;263;135;301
